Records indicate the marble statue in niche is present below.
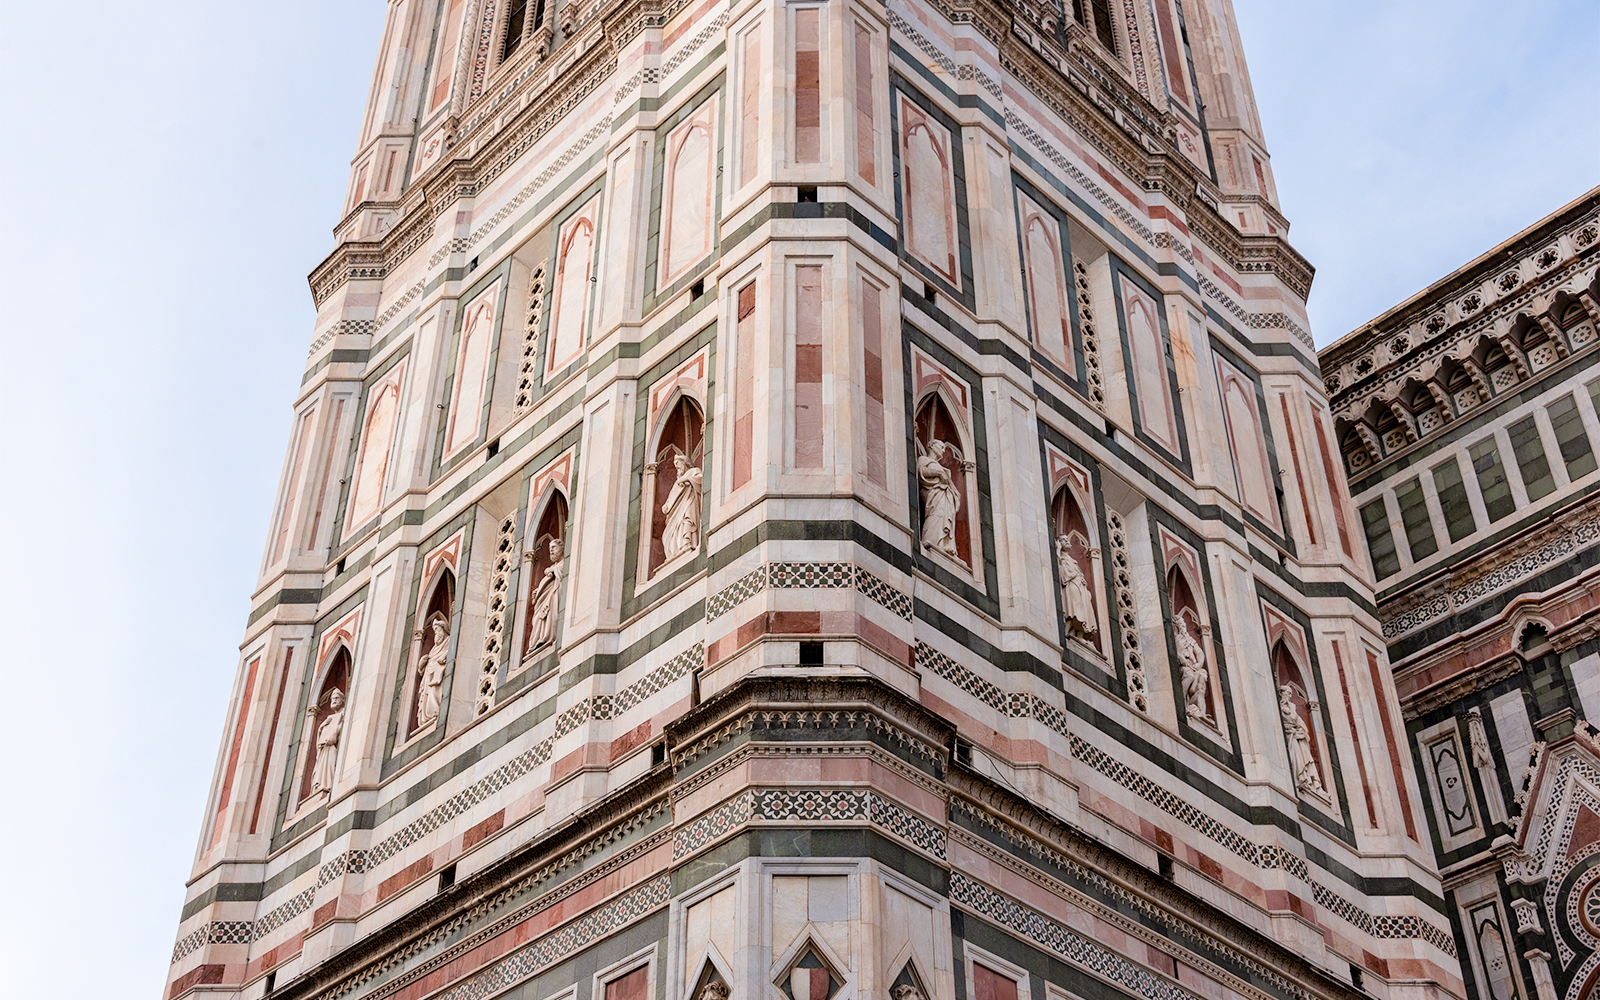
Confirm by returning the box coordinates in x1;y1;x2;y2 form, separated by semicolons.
892;987;925;1000
310;689;345;796
1056;533;1097;636
416;618;450;729
1173;618;1211;723
528;537;564;650
918;438;962;558
662;451;703;560
698;984;729;1000
1280;683;1325;794
646;396;705;574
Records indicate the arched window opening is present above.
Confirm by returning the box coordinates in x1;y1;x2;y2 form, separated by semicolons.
1088;0;1118;52
1167;568;1212;723
523;491;569;660
502;0;528;60
914;394;971;567
300;648;351;804
1520;623;1550;656
648;397;705;574
1273;641;1326;796
409;569;456;737
1052;486;1099;650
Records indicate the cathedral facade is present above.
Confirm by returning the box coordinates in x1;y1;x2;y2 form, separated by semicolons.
1320;190;1600;1000
165;1;1460;999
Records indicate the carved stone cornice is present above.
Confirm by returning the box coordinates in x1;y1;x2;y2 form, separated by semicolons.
307;30;619;309
1321;192;1598;409
991;13;1315;304
942;766;1363;1000
665;674;955;770
308;0;1324;323
271;768;672;1000
1400;656;1524;721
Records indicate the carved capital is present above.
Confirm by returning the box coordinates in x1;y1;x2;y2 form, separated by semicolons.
1511;898;1544;934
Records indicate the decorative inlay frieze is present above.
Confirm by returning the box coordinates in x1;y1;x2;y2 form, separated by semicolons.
173;645;698;959
705;562;913;623
307;319;377;357
919;640;1456;955
319;803;669;1000
674;708;944;772
951;873;1203;1000
1381;498;1600;638
433;875;671;1000
672;788;946;860
948;803;1307;1000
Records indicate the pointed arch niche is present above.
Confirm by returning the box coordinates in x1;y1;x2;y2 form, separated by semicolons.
1214;353;1280;532
443;282;501;460
1113;266;1185;465
1154;523;1239;760
296;645;352;809
1047;455;1104;653
897;93;959;287
1166;564;1216;724
913;389;975;571
659;95;719;289
1273;635;1330;800
520;487;569;666
638;353;708;582
1016;189;1075;372
407;566;457;737
546;194;600;380
643;395;706;577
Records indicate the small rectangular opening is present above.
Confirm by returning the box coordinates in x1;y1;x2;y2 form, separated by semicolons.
1157;854;1173;880
953;740;972;766
265;971;276;995
487;438;500;458
651;742;666;767
335;557;346;575
690;280;705;300
438;864;457;892
799;641;824;665
1349;965;1364;992
797;186;818;203
468;255;479;271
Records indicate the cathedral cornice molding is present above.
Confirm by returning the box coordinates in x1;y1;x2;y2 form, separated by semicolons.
942;767;1362;1000
664;674;955;771
307;35;619;310
306;0;1320;322
1321;194;1597;413
274;771;673;1000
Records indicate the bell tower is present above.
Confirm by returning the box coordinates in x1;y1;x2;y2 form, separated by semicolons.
164;2;1462;1000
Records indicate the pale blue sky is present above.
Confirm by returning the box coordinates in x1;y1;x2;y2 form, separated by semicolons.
0;1;1592;996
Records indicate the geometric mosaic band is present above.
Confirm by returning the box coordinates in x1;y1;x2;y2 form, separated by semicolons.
173;642;700;963
433;874;671;1000
918;640;1456;956
672;787;946;861
706;561;913;623
951;872;1206;1000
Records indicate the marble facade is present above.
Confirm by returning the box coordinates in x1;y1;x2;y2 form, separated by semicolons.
164;1;1459;999
1322;189;1600;1000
